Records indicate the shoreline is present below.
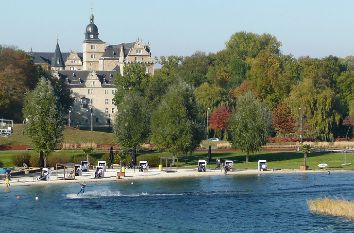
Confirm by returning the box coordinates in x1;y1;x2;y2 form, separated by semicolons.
2;168;353;187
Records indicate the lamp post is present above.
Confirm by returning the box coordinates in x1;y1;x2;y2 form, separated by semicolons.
206;107;210;140
68;109;71;127
299;107;303;144
90;107;93;131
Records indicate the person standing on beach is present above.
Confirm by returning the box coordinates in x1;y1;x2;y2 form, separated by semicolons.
4;176;10;188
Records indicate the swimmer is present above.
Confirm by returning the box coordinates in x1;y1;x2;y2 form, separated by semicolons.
77;182;86;195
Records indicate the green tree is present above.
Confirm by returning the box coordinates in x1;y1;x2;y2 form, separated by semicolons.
194;82;223;111
225;32;281;59
113;63;149;106
23;78;64;167
229;92;271;162
113;92;150;164
151;82;203;155
178;51;213;87
302;144;311;170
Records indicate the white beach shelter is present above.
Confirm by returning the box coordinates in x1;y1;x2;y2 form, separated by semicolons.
198;160;207;167
225;160;234;168
98;160;107;171
258;160;267;171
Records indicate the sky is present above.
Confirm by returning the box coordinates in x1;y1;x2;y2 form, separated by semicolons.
1;0;354;58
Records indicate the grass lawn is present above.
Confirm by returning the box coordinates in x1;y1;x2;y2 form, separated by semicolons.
136;150;354;170
0;124;115;145
1;143;354;170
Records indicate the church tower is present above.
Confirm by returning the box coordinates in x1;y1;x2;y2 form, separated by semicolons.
82;14;106;71
51;40;65;71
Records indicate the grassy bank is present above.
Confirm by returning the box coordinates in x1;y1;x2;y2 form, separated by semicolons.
308;198;354;220
0;124;114;145
1;149;353;170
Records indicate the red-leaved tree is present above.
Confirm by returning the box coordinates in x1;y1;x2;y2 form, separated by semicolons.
209;106;231;139
272;102;296;136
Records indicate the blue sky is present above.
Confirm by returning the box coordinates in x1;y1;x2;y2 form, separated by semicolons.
1;0;354;58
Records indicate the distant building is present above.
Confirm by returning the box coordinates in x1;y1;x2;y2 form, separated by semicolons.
30;14;154;127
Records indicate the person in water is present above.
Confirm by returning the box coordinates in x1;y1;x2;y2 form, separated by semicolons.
4;177;10;188
77;183;86;195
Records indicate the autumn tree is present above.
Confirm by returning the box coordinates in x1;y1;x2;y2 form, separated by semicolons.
0;46;39;121
209;106;231;139
272;102;296;136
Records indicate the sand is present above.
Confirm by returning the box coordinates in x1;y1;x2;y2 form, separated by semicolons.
0;167;350;187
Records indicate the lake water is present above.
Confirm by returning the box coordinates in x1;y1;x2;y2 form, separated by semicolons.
1;173;354;232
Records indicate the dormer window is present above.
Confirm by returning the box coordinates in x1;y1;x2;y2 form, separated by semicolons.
90;35;93;39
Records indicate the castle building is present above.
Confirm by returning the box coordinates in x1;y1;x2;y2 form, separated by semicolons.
30;14;154;127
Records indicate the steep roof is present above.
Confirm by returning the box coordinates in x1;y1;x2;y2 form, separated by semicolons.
101;42;135;58
56;70;119;88
51;42;65;67
30;52;83;65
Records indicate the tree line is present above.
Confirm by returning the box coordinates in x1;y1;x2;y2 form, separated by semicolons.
1;31;353;164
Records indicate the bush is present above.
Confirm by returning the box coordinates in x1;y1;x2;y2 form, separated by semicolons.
0;161;3;167
72;155;97;166
30;154;40;167
47;154;70;167
11;153;31;167
137;154;161;167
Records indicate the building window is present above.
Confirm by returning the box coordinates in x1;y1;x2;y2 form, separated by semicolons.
92;81;95;86
136;49;142;54
112;108;115;113
90;99;93;104
105;99;109;104
112;90;116;94
105;90;108;94
105;108;108;114
91;44;96;50
88;89;93;94
90;35;93;39
90;54;95;59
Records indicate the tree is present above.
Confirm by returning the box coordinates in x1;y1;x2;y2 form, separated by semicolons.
178;51;212;87
209;106;231;139
228;92;271;162
151;82;203;155
0;46;39;121
194;82;223;111
113;63;149;106
225;32;281;59
302;144;311;170
113;92;150;164
23;78;64;167
272;102;296;136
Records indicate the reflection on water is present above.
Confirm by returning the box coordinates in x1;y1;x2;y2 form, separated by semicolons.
1;173;354;232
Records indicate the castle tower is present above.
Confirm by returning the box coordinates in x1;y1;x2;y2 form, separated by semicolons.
51;40;65;71
82;14;106;71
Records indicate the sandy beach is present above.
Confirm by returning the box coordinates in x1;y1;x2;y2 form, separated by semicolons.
1;167;350;187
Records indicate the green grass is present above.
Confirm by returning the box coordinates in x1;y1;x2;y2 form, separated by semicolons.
0;124;115;145
135;150;354;170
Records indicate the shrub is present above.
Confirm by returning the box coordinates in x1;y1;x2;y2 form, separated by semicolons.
30;154;40;167
0;161;3;167
12;153;31;167
137;154;161;167
47;154;70;167
72;155;96;166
